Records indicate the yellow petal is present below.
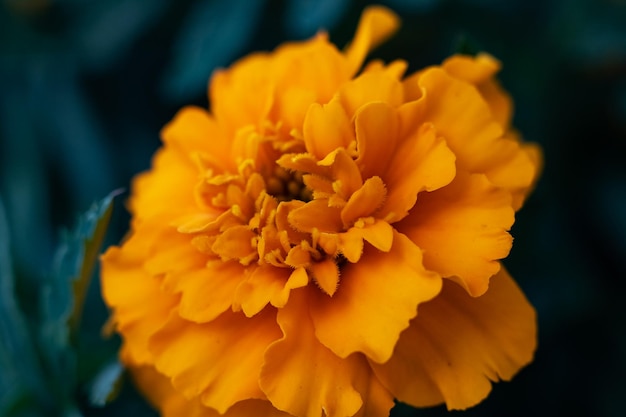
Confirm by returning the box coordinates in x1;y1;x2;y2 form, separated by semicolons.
353;375;395;417
379;122;456;223
101;241;178;365
211;225;258;264
320;148;363;199
336;217;395;264
442;53;511;127
303;97;354;161
130;148;198;221
130;363;292;417
310;231;442;363
161;106;232;172
481;135;543;210
209;53;274;135
398;172;514;296
144;228;206;278
341;176;387;227
233;266;308;317
415;67;504;172
345;5;400;75
338;70;403;119
129;363;216;417
172;260;247;323
260;289;367;417
354;102;400;180
273;34;352;117
288;198;344;233
150;309;281;414
310;258;340;297
370;267;537;410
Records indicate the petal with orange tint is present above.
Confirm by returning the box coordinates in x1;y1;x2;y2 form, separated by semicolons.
233;266;308;317
310;231;442;363
277;152;330;177
398;172;514;296
441;53;512;127
480;137;542;210
371;267;537;410
354;102;400;180
338;71;404;118
335;218;394;263
144;228;206;278
310;258;340;296
150;309;281;414
379;122;456;223
101;243;178;365
210;53;274;134
319;148;363;199
130;148;199;220
161;106;231;171
415;68;504;172
345;5;400;75
211;225;257;264
129;362;217;417
288;199;344;233
272;34;352;110
353;374;395;417
341;176;386;227
130;363;293;417
304;97;354;161
442;53;500;85
168;260;246;323
260;290;368;417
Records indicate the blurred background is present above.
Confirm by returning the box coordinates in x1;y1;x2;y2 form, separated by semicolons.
1;0;625;416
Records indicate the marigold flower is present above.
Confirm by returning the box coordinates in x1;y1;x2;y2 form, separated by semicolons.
101;6;541;417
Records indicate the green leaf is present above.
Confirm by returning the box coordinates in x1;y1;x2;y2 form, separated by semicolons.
0;197;49;416
37;190;122;405
87;359;124;407
44;189;122;343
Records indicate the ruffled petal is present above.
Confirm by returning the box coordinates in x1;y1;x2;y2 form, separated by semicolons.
412;68;542;204
310;231;442;363
161;106;232;172
354;102;400;180
353;374;395;417
379;122;456;223
130;147;199;221
398;172;514;296
129;362;217;417
345;5;400;75
169;260;247;323
341;176;386;227
210;53;274;135
304;97;354;161
130;363;292;417
273;34;352;121
289;198;344;233
338;70;403;118
441;53;512;127
371;267;537;410
414;67;504;172
260;289;368;417
101;239;178;365
233;266;308;317
481;134;543;210
150;309;281;414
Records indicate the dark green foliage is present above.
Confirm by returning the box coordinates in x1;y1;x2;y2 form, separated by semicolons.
0;192;122;417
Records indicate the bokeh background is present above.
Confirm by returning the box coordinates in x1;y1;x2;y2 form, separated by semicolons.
1;0;625;416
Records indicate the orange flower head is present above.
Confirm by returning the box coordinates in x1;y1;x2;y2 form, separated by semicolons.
101;6;541;417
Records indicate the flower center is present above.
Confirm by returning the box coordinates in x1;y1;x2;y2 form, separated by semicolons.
265;166;312;202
